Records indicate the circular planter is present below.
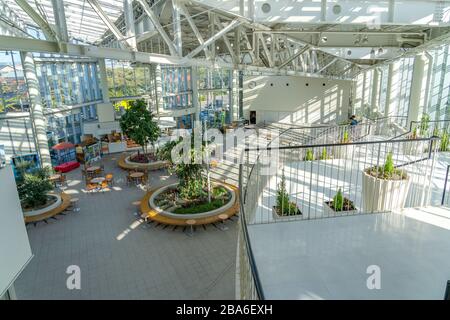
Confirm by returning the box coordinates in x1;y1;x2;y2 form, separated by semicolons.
124;153;169;170
149;183;236;220
362;170;411;212
22;194;62;217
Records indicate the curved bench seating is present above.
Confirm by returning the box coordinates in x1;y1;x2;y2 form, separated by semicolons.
140;182;239;226
117;153;169;171
24;192;72;224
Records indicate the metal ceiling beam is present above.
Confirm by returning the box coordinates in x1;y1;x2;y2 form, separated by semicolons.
214;15;237;64
50;0;69;42
136;0;179;57
184;19;242;60
14;0;58;42
178;2;211;59
278;45;310;68
316;58;338;74
86;0;134;50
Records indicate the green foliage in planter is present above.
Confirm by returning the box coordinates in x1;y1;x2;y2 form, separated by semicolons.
156;139;180;161
419;114;430;137
119;99;160;156
174;199;224;214
276;171;298;216
18;167;53;209
319;147;329;160
333;189;344;211
366;152;408;180
342;129;350;143
410;127;418;139
304;149;315;161
440;130;449;151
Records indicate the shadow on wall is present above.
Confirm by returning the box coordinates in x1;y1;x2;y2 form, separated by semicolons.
0;117;36;160
242;75;351;125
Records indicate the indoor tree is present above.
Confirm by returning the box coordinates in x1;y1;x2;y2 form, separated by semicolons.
119;99;160;159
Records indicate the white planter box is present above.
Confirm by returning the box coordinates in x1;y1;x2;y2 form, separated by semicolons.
362;171;411;213
332;144;354;159
272;206;302;220
323;201;357;216
402;140;427;155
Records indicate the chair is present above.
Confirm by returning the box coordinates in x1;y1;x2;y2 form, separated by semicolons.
86;183;98;194
105;173;114;186
59;174;67;187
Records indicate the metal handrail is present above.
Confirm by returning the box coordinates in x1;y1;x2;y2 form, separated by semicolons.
442;165;450;206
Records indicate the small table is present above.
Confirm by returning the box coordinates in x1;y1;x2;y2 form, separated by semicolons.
130;172;144;184
87;166;100;172
185;219;196;237
217;214;229;231
90;177;105;184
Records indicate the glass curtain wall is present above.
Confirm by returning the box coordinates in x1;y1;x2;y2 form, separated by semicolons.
0;51;29;113
427;44;450;123
198;67;232;128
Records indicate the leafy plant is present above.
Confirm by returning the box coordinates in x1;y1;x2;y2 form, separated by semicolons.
119;99;160;157
156;139;180;162
410;127;418;139
383;152;394;176
18;167;53;209
342;128;350;143
305;149;314;161
319;147;328;160
276;171;299;216
366;152;407;180
419;114;430;137
333;189;344;212
440;130;449;151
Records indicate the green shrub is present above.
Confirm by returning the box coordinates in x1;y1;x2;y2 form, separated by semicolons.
276;171;299;216
18;171;53;209
333;189;344;211
383;152;394;176
342;129;350;143
305;149;314;161
440;130;449;151
419;114;430;136
174;199;224;214
319;147;328;160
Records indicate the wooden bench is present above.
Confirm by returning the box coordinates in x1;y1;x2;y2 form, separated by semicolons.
140;183;239;226
24;193;72;224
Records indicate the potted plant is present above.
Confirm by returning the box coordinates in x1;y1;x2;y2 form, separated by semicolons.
324;188;357;216
119;99;161;163
304;149;315;161
17;166;61;216
362;152;411;212
319;147;330;160
440;130;449;152
419;114;430;137
333;128;354;159
272;171;302;219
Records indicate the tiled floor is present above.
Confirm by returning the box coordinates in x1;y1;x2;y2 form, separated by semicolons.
249;207;450;299
14;154;238;299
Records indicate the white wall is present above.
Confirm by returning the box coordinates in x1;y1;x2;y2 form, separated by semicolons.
243;75;352;125
0;165;33;297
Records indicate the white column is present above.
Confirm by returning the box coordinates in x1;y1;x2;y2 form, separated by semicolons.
172;0;182;56
155;64;163;114
371;68;381;115
384;63;395;117
123;0;136;50
21;52;51;168
191;67;200;122
96;58;115;123
51;0;69;42
408;53;430;124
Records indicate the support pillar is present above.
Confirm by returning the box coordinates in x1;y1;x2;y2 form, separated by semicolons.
123;0;137;50
384;63;395;117
172;0;182;56
155;64;163;114
371;68;381;115
408;53;430;125
191;67;200;122
21;52;51;168
51;0;69;42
